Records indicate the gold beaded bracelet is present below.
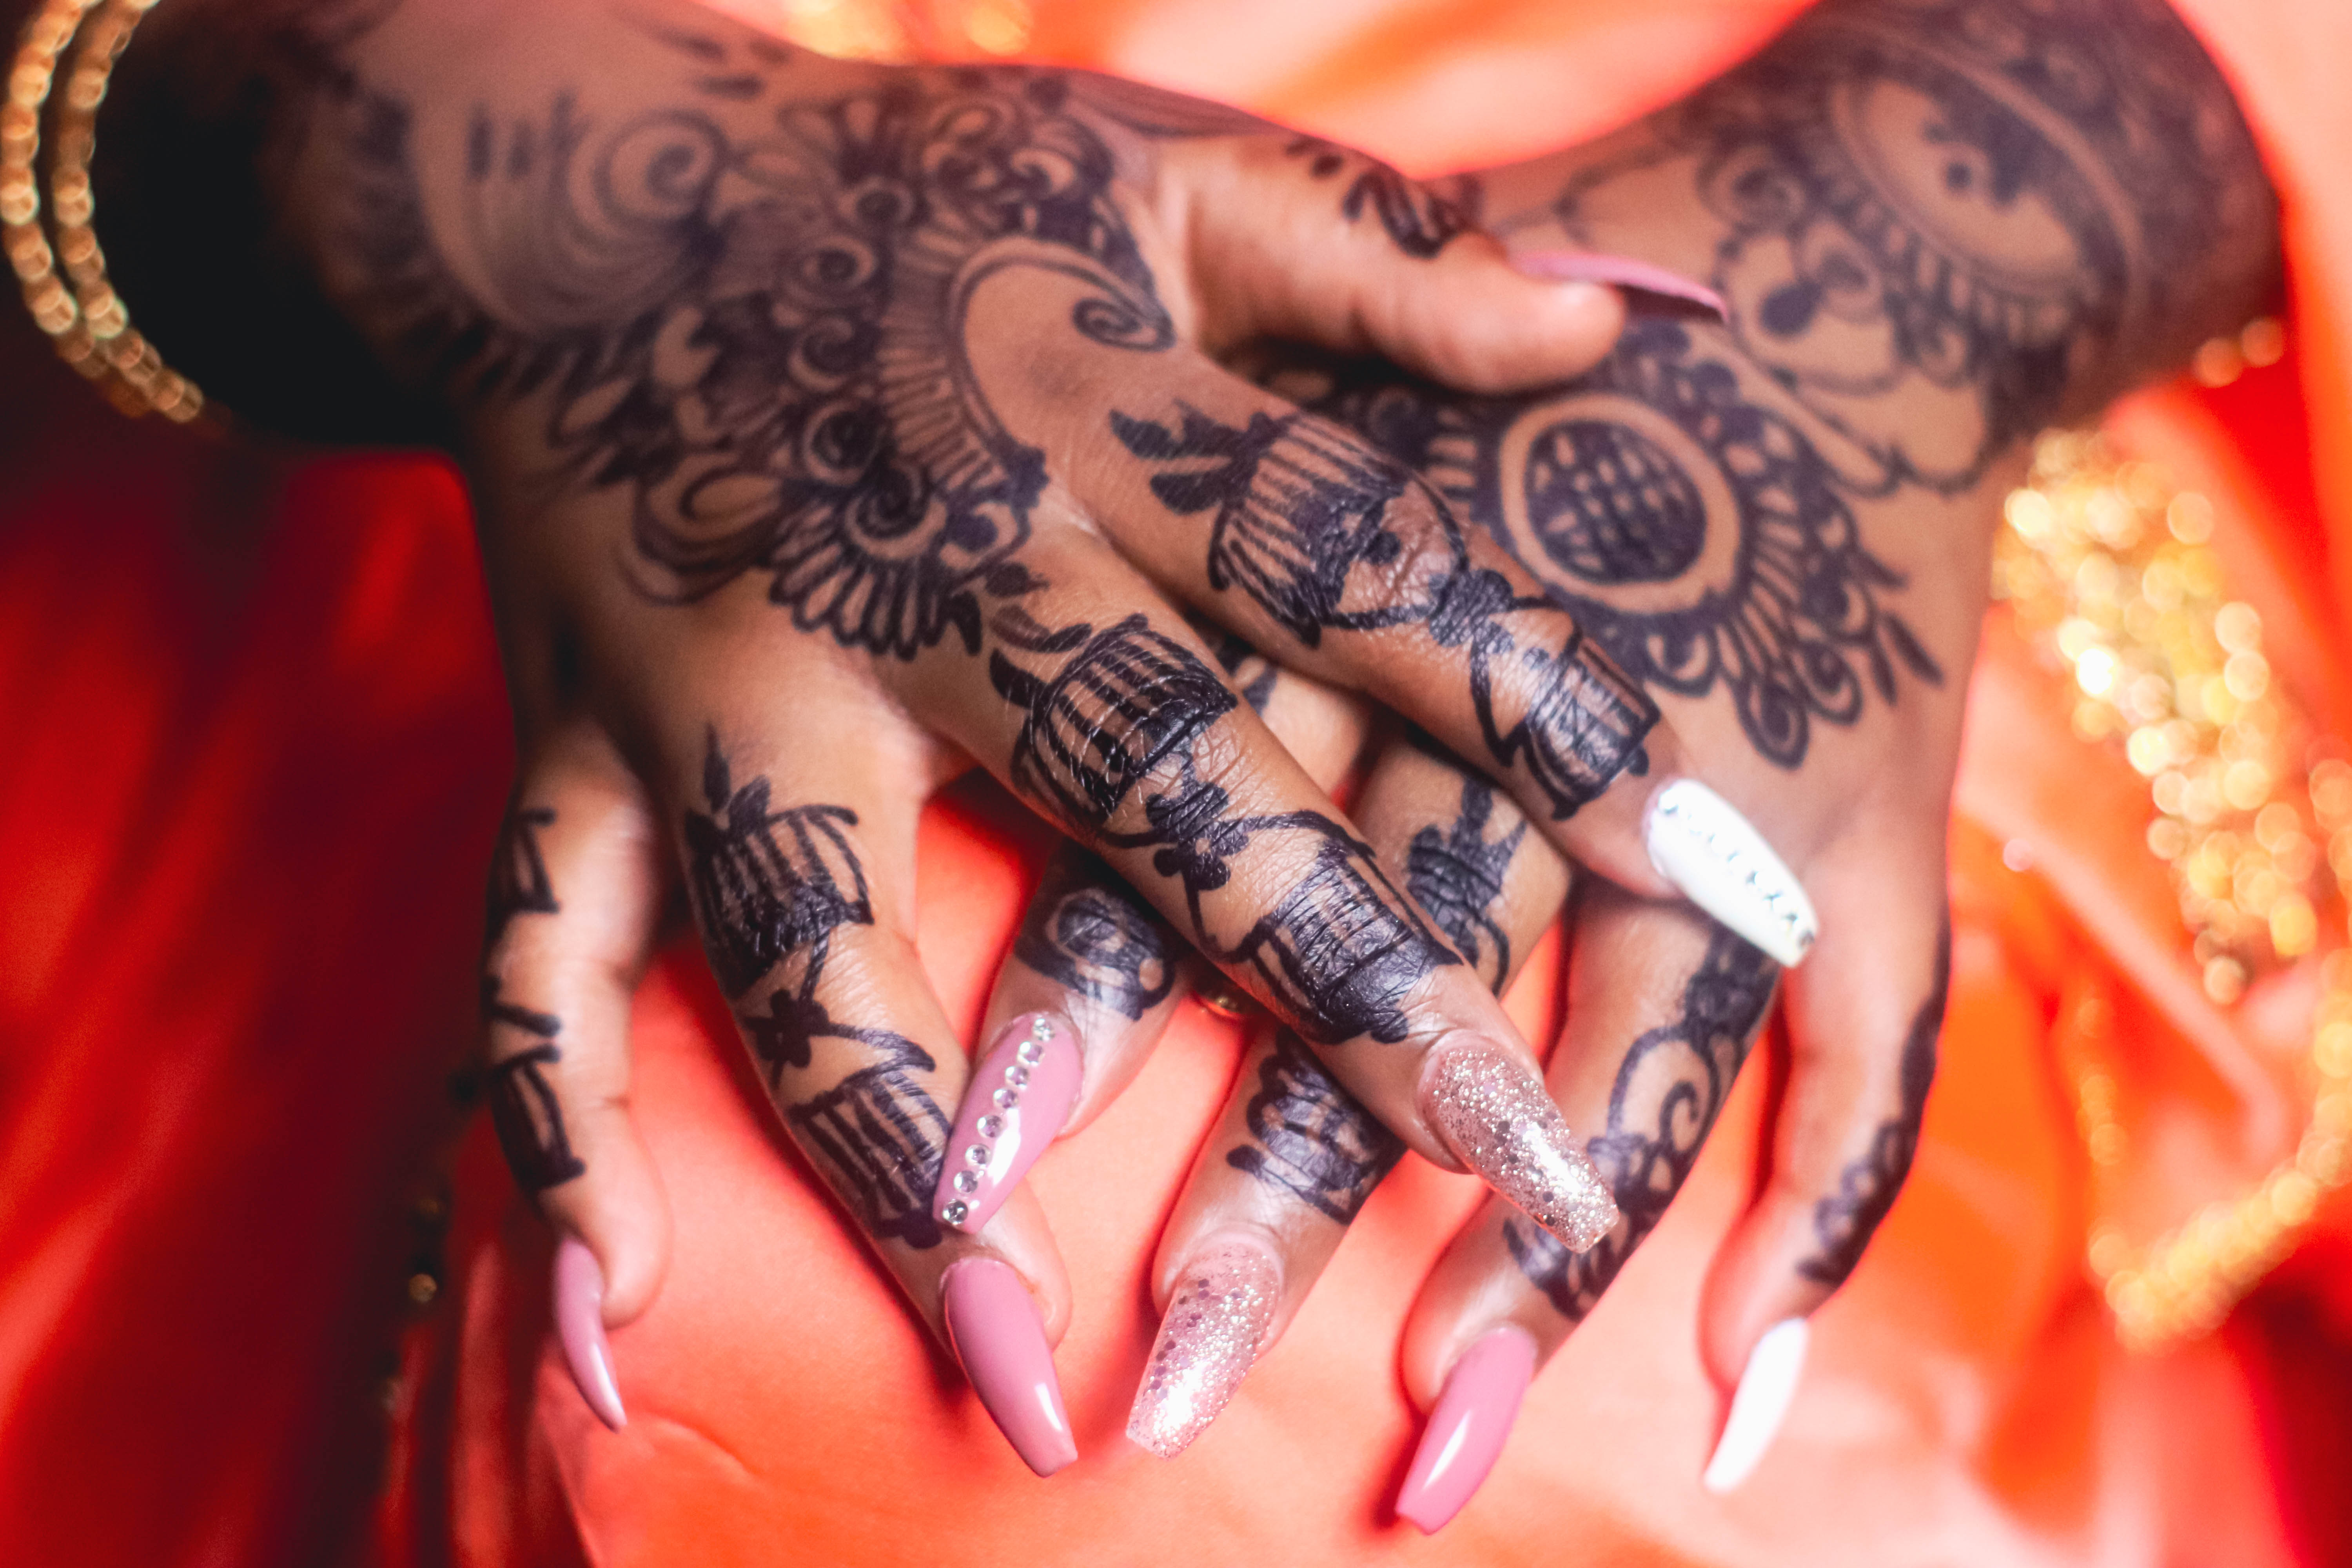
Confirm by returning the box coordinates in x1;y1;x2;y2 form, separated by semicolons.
3;0;209;422
1993;344;2352;1352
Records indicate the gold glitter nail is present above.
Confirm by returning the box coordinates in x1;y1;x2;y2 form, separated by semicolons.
1127;1236;1281;1459
1420;1038;1619;1250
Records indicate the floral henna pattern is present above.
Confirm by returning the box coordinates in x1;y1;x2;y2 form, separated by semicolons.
344;67;1175;656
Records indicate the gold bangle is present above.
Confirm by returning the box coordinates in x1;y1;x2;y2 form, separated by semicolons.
4;0;209;422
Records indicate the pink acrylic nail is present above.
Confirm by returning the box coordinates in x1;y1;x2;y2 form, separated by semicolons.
941;1258;1078;1477
934;1012;1082;1235
1394;1326;1537;1534
1512;249;1726;319
554;1235;626;1432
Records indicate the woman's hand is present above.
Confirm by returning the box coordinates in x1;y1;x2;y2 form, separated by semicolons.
92;0;1828;1470
937;0;2282;1504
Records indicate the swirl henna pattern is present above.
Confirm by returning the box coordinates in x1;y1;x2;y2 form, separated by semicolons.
1797;924;1949;1285
1504;931;1779;1321
1010;847;1176;1020
1226;1031;1405;1222
343;64;1175;656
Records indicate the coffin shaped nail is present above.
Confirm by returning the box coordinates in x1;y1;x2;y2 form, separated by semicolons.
1128;1236;1281;1460
1395;1326;1538;1534
1702;1317;1809;1494
1510;249;1728;318
935;1012;1083;1235
1644;779;1817;967
554;1235;626;1432
942;1258;1078;1477
1418;1037;1618;1250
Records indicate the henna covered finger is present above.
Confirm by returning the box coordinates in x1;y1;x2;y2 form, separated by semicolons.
944;630;1369;1235
662;721;1080;1475
474;721;670;1431
1123;733;1572;1459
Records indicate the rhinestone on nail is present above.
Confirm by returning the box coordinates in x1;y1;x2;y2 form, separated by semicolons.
953;1170;978;1194
1017;1039;1044;1066
993;1087;1017;1109
966;1144;991;1167
1030;1017;1054;1038
944;1200;969;1225
979;1114;1004;1138
1008;1065;1031;1087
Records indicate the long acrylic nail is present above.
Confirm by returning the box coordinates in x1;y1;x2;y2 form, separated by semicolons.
1702;1317;1809;1494
1418;1037;1618;1250
1512;249;1727;318
1644;779;1817;966
1127;1235;1281;1460
554;1236;626;1432
935;1012;1082;1235
1395;1326;1538;1534
942;1258;1077;1477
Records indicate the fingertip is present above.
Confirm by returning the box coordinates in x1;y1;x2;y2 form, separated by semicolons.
1393;1324;1538;1533
554;1235;628;1431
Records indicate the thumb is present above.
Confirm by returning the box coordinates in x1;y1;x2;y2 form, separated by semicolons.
1179;136;1626;392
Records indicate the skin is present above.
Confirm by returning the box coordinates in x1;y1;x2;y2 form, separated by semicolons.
81;0;1691;1364
56;0;2280;1487
971;0;2284;1454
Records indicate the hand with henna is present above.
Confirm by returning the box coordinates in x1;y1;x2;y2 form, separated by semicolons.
83;0;1828;1472
932;0;2284;1510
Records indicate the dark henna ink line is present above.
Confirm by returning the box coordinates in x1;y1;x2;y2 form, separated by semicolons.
1289;321;1937;769
787;1033;952;1250
1226;1031;1404;1222
989;613;1237;829
1285;136;1470;260
1797;923;1950;1286
487;803;559;941
1011;847;1175;1020
1114;402;1659;815
1405;777;1526;989
481;980;587;1192
1504;931;1779;1322
682;733;872;1002
344;68;1175;658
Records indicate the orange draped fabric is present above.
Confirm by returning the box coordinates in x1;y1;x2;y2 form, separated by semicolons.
5;2;2352;1565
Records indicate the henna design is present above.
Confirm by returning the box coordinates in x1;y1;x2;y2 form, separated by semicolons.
787;1033;952;1249
1536;0;2264;493
1504;930;1779;1322
1112;404;1658;816
1226;1031;1404;1222
1798;923;1949;1285
1291;321;1939;768
1011;846;1175;1019
683;735;872;1004
482;981;586;1192
988;611;1236;829
345;66;1174;657
1405;778;1527;988
1085;753;1456;1044
1285;136;1470;259
486;804;559;942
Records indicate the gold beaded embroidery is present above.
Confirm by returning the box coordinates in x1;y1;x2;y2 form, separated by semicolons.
1994;363;2352;1350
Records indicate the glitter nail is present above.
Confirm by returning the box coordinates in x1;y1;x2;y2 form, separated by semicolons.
1127;1236;1281;1460
1418;1038;1618;1250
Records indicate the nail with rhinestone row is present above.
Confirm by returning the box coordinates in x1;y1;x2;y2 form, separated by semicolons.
1417;1038;1618;1250
1643;778;1817;967
934;1012;1083;1235
1127;1235;1281;1460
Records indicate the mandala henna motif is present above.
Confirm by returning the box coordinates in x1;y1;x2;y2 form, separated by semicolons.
346;68;1173;656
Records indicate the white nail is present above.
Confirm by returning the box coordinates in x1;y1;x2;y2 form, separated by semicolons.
1702;1318;1809;1494
1644;779;1817;967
